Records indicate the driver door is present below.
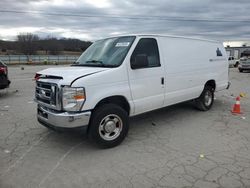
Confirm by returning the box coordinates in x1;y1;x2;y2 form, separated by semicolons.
127;38;165;115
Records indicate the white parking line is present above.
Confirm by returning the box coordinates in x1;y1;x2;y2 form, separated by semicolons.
1;132;50;177
38;141;83;187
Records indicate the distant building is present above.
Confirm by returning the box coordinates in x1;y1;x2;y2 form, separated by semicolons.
225;46;250;59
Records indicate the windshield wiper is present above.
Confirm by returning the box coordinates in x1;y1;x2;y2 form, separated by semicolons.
85;60;117;67
85;60;104;65
71;61;103;67
71;62;81;66
71;60;117;67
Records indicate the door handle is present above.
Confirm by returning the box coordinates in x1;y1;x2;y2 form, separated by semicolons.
161;77;164;85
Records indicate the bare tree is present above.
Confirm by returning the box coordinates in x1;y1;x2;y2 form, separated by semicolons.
13;33;91;55
17;33;39;55
45;36;63;55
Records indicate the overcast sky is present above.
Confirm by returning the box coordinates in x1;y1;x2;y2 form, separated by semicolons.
0;0;250;45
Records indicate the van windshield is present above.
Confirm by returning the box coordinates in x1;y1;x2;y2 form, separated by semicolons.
73;36;135;67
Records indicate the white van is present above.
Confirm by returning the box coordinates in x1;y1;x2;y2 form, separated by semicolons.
35;34;229;148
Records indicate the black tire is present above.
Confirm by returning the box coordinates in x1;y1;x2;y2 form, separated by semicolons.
239;69;243;72
234;62;239;68
88;104;129;148
195;86;214;111
0;75;9;89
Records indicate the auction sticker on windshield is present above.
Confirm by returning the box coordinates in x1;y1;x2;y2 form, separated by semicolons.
115;42;130;47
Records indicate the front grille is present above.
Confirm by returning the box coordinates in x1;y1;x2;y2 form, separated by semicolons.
35;82;57;107
242;65;250;68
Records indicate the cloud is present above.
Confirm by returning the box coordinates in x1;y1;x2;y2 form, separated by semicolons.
0;0;249;42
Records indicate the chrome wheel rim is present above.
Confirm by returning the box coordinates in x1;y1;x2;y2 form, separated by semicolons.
99;114;123;141
204;91;212;106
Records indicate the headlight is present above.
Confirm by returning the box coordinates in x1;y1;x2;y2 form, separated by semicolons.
62;86;86;112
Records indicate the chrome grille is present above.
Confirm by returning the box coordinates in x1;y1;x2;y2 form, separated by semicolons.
35;82;57;107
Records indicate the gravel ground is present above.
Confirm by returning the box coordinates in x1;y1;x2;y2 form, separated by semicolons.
0;65;250;188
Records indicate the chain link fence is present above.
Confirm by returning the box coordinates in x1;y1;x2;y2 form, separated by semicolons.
0;55;80;65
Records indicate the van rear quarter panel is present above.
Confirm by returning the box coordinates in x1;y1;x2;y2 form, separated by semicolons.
158;36;228;106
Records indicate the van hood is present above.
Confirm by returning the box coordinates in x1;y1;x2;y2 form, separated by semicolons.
37;66;108;85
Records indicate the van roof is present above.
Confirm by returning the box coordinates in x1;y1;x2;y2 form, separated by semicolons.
103;34;220;44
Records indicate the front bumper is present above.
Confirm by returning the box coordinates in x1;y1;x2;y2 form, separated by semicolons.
37;105;91;129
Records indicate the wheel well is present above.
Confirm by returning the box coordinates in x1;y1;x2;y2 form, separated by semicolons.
94;96;130;115
205;80;216;90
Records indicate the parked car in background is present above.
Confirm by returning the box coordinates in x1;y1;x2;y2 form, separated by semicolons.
238;57;250;72
0;60;11;89
228;56;239;67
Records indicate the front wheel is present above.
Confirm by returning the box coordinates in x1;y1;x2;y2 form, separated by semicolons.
88;104;129;148
239;69;243;72
195;86;214;111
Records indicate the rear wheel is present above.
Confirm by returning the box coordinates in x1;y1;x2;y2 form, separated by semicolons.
239;69;243;72
88;104;129;148
195;86;214;111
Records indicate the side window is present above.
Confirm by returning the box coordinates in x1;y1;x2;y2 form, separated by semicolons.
130;38;160;69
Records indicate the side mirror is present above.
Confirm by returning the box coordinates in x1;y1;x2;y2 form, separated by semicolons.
131;54;148;69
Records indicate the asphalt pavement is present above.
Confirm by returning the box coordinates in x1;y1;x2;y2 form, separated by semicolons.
0;65;250;188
